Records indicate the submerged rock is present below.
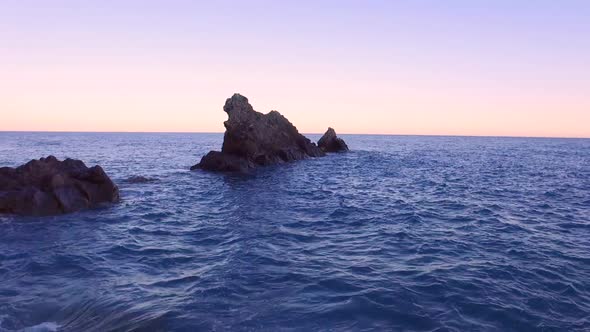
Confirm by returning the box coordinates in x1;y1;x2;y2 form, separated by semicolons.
0;156;119;216
318;127;349;152
192;94;325;172
125;175;158;184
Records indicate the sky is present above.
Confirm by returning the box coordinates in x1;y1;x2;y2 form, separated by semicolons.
1;0;589;137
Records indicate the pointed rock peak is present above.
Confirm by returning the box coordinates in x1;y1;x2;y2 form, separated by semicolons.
223;93;254;115
318;127;349;152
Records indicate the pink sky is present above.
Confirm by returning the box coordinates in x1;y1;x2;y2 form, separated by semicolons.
1;1;589;137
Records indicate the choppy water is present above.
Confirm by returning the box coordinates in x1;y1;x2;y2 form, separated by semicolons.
0;132;589;331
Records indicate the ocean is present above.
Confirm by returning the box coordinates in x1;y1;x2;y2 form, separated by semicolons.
0;132;589;331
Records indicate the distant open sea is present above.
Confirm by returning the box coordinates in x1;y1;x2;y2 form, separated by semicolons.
0;132;589;331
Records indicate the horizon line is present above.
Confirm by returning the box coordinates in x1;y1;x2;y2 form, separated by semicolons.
1;130;588;140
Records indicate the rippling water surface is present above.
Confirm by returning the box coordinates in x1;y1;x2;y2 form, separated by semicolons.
0;132;589;331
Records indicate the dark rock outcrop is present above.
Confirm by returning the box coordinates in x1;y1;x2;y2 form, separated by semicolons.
191;151;254;173
318;127;349;152
0;156;119;216
192;94;325;172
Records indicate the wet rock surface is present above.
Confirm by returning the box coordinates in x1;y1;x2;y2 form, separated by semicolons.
0;156;119;216
193;94;325;172
192;151;254;173
318;127;349;152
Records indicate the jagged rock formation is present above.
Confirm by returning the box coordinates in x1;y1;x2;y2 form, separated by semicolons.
192;94;325;172
0;156;119;216
318;127;349;152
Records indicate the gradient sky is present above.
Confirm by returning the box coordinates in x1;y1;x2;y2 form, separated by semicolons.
1;0;589;137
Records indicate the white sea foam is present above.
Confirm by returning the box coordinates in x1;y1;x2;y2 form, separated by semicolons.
21;322;60;332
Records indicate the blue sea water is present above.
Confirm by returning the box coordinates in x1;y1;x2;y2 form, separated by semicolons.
0;132;589;332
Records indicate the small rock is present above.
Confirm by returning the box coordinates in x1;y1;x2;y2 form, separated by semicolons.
318;127;349;152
